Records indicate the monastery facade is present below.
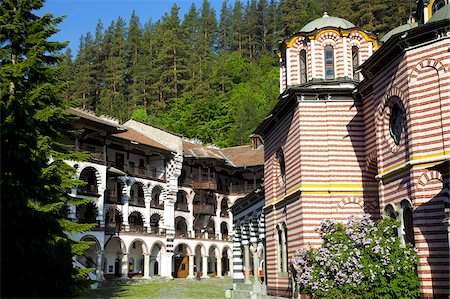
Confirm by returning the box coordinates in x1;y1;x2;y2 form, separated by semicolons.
66;108;264;282
234;1;449;298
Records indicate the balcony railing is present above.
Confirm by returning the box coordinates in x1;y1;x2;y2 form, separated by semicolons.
77;185;99;196
228;184;258;195
193;204;215;215
129;197;145;207
126;165;166;181
105;192;123;204
149;227;165;235
175;203;189;212
175;230;191;238
76;147;106;164
150;202;164;209
105;223;122;234
107;161;166;181
192;180;217;190
128;225;147;233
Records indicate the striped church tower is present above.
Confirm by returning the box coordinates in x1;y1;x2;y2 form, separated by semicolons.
255;3;449;298
256;12;378;297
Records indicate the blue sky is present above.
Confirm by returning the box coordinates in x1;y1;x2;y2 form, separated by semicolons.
41;0;229;54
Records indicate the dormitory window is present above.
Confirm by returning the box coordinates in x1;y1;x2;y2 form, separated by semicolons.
324;45;334;80
299;49;307;84
352;46;359;80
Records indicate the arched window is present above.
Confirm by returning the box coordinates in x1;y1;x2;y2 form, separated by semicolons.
276;224;288;273
352;46;359;80
299;49;307;84
401;200;415;246
276;149;286;185
389;102;406;145
432;0;446;14
324;45;334;80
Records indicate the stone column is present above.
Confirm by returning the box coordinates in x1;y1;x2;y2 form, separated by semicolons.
121;254;128;278
216;255;222;277
188;255;195;278
202;255;208;278
232;227;244;283
228;250;234;278
122;187;130;230
244;244;251;284
96;250;103;281
251;246;260;283
143;253;150;278
188;201;194;238
161;252;174;278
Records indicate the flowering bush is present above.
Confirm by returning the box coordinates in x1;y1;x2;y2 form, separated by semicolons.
291;215;419;299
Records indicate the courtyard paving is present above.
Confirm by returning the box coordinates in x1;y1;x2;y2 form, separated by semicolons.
80;277;233;298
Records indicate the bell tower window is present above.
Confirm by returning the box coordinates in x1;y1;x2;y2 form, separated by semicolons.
324;45;334;80
352;46;359;80
299;49;307;84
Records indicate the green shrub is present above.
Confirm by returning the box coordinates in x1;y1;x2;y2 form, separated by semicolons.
292;215;419;299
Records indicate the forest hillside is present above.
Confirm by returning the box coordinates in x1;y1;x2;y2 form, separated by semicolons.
61;0;414;147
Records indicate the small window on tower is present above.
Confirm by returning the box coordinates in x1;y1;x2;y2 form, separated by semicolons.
299;49;307;84
352;46;359;80
324;45;334;80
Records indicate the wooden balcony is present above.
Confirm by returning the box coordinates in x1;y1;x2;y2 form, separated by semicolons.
192;181;217;190
126;165;166;181
193;204;215;215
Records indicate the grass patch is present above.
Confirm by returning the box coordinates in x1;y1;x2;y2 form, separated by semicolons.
79;278;232;298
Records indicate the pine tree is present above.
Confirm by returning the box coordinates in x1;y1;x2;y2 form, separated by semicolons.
59;48;75;102
126;10;143;110
72;33;96;108
0;0;95;297
101;17;127;119
231;0;244;52
218;0;232;52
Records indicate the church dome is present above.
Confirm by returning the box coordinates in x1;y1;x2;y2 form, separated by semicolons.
380;22;418;43
300;12;356;32
428;3;450;23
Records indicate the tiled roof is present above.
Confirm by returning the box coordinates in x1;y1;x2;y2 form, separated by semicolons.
113;128;170;152
69;107;124;129
182;140;226;160
221;145;264;167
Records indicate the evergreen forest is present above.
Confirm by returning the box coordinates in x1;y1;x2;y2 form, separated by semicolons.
62;0;415;147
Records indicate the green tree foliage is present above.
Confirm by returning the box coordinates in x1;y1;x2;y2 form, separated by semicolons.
64;0;415;147
0;0;95;297
292;216;420;299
